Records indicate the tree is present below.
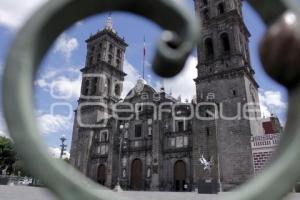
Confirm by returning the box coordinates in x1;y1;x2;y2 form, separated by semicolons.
12;160;32;177
0;136;16;174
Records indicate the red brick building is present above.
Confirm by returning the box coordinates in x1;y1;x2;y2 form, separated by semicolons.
262;115;283;135
251;134;280;173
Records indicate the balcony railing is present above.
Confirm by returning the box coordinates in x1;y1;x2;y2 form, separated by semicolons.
122;139;152;152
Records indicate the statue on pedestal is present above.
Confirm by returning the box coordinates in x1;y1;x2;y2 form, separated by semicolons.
199;154;214;181
1;166;8;176
198;154;219;194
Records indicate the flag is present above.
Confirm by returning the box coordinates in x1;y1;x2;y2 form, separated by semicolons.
143;37;146;79
143;37;146;58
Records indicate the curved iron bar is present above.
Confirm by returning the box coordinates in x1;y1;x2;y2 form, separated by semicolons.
248;0;287;25
2;0;199;200
3;0;300;200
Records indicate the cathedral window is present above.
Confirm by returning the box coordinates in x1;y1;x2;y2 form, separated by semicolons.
114;84;121;96
137;105;143;112
97;53;101;62
183;136;188;146
232;89;237;97
170;138;175;147
91;46;95;52
100;130;109;142
206;111;210;118
89;56;93;65
99;43;103;49
117;49;122;58
203;8;210;20
202;0;208;6
204;38;214;60
177;121;184;132
206;127;210;136
108;54;113;65
141;92;149;100
105;78;111;95
100;145;106;155
221;33;230;54
187;121;192;130
176;136;184;148
109;44;114;53
116;59;121;69
135;124;142;138
218;3;225;15
91;78;98;95
84;79;90;95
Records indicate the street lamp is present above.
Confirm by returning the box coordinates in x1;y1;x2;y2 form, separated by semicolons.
114;124;124;192
60;135;67;159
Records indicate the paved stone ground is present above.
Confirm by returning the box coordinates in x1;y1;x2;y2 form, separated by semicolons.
0;186;299;200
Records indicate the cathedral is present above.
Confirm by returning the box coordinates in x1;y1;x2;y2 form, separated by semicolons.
70;0;263;192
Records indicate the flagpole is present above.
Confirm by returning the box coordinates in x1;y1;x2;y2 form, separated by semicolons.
143;37;146;80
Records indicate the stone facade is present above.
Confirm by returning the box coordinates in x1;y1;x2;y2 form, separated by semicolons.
70;1;264;192
69;17;127;187
193;0;263;191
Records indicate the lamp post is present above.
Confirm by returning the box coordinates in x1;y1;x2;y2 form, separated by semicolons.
60;135;67;159
114;124;124;192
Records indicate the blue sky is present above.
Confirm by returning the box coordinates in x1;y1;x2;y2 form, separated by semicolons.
0;0;288;157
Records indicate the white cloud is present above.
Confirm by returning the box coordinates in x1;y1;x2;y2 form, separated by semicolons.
0;113;9;138
163;56;198;101
0;0;48;30
259;89;287;123
121;56;198;101
0;129;8;138
121;60;140;98
48;147;70;159
35;67;82;100
49;76;81;99
54;34;79;61
36;60;140;100
37;114;72;135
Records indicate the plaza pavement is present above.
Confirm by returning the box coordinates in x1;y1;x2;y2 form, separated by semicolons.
0;186;299;200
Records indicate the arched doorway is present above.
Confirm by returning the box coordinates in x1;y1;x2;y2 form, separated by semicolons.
97;165;106;185
174;160;186;191
130;159;143;190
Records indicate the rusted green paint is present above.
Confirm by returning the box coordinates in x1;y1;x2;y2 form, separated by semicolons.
2;0;300;200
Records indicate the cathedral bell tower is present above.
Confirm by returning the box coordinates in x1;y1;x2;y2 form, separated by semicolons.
193;0;263;191
81;15;127;109
70;15;128;181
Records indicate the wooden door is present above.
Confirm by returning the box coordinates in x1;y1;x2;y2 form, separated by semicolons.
174;160;186;191
97;165;106;185
131;159;143;190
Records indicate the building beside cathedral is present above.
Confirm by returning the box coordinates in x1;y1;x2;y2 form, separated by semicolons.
70;0;266;192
